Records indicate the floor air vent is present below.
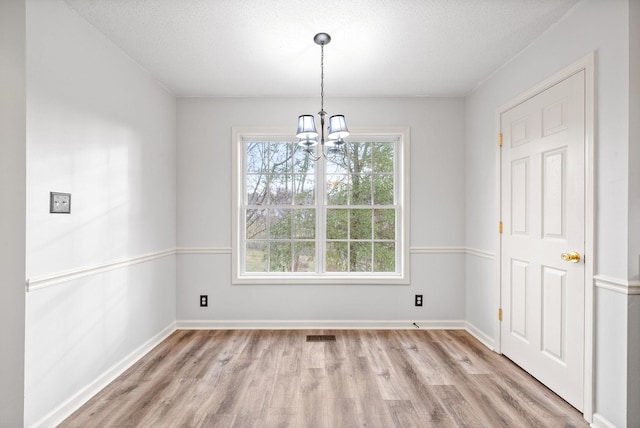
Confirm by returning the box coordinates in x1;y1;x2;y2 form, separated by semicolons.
306;335;336;342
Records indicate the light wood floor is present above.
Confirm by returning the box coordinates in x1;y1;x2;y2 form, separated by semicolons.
60;329;588;428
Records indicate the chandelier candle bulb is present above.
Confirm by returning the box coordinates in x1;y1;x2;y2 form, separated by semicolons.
298;138;318;148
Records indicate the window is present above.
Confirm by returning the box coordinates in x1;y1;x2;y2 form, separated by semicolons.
232;127;409;284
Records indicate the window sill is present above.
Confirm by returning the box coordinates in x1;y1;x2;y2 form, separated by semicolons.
232;274;410;285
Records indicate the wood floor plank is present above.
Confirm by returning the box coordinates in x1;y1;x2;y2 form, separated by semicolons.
353;396;399;428
209;357;255;415
302;334;326;369
197;413;236;428
349;355;384;399
136;378;202;427
386;400;428;428
432;384;485;427
399;332;454;386
364;330;413;400
60;330;589;428
382;343;452;424
471;373;547;427
298;368;328;428
421;337;515;427
269;373;301;408
324;329;349;361
275;330;303;376
233;368;274;417
327;398;359;428
264;407;298;428
438;330;493;375
325;359;357;399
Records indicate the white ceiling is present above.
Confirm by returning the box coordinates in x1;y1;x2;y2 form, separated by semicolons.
63;0;579;97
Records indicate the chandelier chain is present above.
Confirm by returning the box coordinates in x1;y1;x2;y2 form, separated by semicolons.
320;44;324;113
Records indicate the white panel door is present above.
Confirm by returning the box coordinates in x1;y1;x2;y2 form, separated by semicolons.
500;70;585;410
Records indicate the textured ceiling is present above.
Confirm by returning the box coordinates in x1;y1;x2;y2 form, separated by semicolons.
63;0;579;97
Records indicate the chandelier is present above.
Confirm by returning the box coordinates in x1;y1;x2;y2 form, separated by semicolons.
296;32;349;158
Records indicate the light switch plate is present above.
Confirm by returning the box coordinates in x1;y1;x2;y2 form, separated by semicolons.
50;192;71;214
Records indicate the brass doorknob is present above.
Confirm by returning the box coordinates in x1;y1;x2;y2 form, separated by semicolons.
561;252;581;263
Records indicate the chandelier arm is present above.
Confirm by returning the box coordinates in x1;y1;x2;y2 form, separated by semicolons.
305;148;322;162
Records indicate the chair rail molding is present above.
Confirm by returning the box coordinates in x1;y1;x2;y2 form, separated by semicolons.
26;246;499;292
593;275;640;295
26;248;175;292
176;247;232;254
410;247;495;259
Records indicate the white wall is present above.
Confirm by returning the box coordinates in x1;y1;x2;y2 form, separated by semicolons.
595;287;628;427
629;0;640;284
0;0;26;426
627;2;640;424
24;0;177;425
464;0;634;425
176;97;466;323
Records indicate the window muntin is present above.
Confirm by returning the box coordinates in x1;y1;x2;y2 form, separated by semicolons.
233;128;409;284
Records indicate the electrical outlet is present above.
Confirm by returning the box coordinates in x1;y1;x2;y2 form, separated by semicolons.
415;294;423;307
50;192;71;214
200;295;208;307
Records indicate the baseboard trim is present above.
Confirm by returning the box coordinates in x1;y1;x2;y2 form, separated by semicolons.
590;413;617;428
465;322;495;350
26;248;175;292
176;319;466;330
30;322;177;428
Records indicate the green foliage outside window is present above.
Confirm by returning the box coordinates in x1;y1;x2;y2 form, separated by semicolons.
325;142;396;273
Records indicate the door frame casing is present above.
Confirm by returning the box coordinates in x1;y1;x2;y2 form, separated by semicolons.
494;52;595;421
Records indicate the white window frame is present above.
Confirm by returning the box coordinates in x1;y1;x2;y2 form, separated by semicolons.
232;126;410;285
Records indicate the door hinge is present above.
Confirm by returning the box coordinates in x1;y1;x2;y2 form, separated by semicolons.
499;221;503;234
498;308;503;321
498;133;503;147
